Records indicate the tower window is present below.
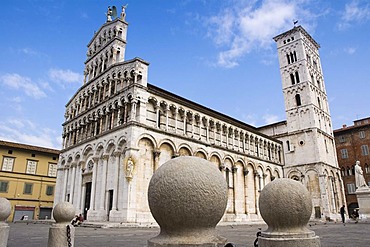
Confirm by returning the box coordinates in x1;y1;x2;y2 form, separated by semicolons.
295;71;300;83
295;94;302;106
287;54;291;64
290;73;295;85
286;140;290;151
317;97;321;108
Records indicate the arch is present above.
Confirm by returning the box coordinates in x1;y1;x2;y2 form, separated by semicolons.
105;139;116;155
194;149;207;159
158;139;176;152
178;143;192;156
158;142;175;167
209;153;222;168
94;142;105;156
136;133;158;149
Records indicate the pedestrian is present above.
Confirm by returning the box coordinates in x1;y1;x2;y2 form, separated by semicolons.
340;205;346;225
352;209;359;223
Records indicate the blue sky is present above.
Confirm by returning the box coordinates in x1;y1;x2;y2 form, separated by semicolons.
0;0;369;149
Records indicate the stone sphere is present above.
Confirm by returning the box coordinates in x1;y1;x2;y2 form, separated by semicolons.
148;156;227;237
0;197;11;221
53;202;75;223
259;178;312;233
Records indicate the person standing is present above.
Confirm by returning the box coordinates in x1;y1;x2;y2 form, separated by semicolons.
340;205;346;225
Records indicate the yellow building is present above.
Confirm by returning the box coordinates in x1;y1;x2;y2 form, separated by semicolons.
0;140;60;221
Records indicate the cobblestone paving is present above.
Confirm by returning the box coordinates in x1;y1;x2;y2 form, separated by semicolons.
7;220;370;247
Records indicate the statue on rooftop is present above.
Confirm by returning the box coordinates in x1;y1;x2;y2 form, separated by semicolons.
106;6;117;22
121;4;128;20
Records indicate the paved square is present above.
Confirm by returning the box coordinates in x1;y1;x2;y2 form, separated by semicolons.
7;221;370;247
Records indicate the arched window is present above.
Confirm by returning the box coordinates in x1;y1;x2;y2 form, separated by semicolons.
365;163;370;173
295;94;302;106
341;167;345;177
347;166;351;176
286;54;291;64
295;71;300;83
157;110;161;128
290;73;295;85
293;51;297;62
317;97;321;108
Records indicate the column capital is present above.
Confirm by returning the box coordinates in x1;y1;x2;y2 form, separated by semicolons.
102;154;110;160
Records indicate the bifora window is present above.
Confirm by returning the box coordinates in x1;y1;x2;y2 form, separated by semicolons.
26;160;37;174
48;163;57;177
347;183;356;194
2;157;15;171
361;145;369;156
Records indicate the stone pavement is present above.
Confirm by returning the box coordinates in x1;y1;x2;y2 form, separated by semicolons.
7;220;370;247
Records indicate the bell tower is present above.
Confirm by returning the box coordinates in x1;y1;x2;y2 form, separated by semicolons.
273;26;346;220
83;6;129;84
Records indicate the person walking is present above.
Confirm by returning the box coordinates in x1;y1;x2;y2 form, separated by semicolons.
340;205;346;225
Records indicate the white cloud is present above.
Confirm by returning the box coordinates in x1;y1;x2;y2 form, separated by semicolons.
49;68;83;85
344;47;356;55
205;0;317;68
338;0;370;30
0;73;46;99
0;118;61;149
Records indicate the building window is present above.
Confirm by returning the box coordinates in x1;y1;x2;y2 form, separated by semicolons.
347;183;356;194
339;136;346;143
48;163;57;177
340;149;348;159
347;166;352;176
359;131;365;139
26;160;37;174
2;157;15;171
23;183;33;194
0;181;9;193
341;167;345;177
361;145;369;156
365;163;369;174
295;94;302;106
46;185;54;196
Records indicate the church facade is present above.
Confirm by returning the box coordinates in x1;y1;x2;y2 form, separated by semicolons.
54;7;345;223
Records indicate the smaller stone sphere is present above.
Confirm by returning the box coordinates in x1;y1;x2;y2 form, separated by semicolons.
0;197;11;221
148;156;227;241
259;178;312;233
53;202;75;223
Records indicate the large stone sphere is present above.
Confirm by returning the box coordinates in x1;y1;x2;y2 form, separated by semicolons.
53;202;75;223
0;197;11;221
148;156;228;245
259;178;312;233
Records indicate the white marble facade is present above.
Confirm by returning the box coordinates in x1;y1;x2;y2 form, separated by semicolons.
54;9;344;223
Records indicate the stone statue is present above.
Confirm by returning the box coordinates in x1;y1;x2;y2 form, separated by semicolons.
106;6;113;22
126;157;134;178
121;4;128;20
355;160;368;189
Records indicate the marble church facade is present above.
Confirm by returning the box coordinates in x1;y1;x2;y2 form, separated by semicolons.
54;8;345;223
